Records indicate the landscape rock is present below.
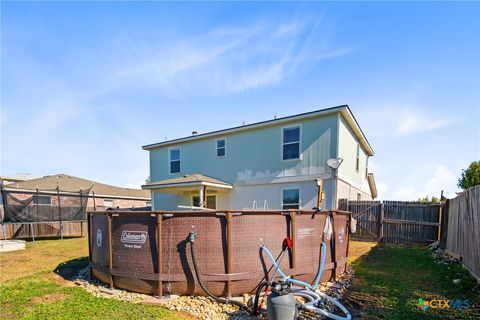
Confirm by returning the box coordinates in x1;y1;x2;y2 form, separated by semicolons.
71;265;354;319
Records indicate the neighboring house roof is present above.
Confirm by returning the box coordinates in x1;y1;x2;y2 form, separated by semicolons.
142;105;374;156
0;173;40;184
4;174;150;199
143;174;233;190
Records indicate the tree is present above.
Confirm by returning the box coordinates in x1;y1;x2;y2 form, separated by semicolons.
458;161;480;190
417;196;439;203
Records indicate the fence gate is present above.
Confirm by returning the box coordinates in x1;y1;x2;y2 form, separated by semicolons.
339;200;441;244
338;200;381;241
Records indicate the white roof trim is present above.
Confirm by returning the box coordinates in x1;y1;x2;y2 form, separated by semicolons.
142;181;233;190
367;173;378;199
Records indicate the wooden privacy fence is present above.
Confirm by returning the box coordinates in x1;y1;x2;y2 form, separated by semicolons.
442;185;480;281
338;200;441;243
1;221;87;240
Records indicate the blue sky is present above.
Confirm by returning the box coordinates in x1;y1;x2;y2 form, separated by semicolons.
1;2;479;200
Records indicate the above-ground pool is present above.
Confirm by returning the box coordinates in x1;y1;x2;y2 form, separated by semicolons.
88;210;351;297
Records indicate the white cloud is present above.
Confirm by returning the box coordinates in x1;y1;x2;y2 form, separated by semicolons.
376;182;389;199
380;163;463;201
356;104;461;140
113;17;351;97
393;186;416;200
396;110;459;135
423;165;458;199
124;182;144;189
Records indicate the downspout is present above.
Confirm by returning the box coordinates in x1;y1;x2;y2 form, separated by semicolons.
332;168;338;210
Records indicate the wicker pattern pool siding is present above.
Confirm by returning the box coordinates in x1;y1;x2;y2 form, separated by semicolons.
89;210;351;297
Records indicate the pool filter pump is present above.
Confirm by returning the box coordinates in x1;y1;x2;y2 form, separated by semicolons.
267;281;297;320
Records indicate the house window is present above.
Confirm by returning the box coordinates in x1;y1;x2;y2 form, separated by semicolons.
33;195;51;206
282;188;300;209
282;126;300;160
104;199;114;208
357;193;361;201
356;143;360;172
216;139;226;157
192;195;217;209
169;147;181;174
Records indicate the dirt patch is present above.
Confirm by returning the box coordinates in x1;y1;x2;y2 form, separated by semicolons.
41;273;74;287
31;293;70;304
348;241;377;263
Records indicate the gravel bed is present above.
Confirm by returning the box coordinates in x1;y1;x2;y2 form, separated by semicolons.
72;266;354;319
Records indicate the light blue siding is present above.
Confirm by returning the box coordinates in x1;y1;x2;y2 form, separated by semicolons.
149;114;339;185
337;115;369;188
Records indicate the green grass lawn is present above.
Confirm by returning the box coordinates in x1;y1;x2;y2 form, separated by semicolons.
348;244;480;319
0;238;186;320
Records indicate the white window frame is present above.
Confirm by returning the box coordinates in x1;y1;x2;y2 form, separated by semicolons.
103;198;114;208
281;187;301;210
192;194;217;209
215;138;227;158
281;124;302;162
168;146;181;174
34;195;52;206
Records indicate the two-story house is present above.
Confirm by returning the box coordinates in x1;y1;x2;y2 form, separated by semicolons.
142;105;377;211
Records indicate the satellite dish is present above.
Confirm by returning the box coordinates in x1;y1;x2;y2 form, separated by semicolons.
327;158;343;169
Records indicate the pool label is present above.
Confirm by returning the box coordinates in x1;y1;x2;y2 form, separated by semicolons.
121;230;148;249
96;229;102;247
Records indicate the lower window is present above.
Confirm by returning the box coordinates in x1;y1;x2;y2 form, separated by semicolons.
192;195;217;209
282;188;300;209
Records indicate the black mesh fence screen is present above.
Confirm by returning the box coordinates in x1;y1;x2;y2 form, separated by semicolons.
1;187;91;223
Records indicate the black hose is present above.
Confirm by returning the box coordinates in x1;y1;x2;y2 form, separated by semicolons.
252;280;270;316
188;233;246;310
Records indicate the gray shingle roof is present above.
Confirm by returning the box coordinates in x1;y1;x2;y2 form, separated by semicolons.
143;174;231;187
6;174;150;199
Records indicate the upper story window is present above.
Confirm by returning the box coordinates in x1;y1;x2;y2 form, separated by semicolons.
356;143;360;172
282;126;300;160
216;139;226;157
282;188;300;209
169;147;181;174
33;195;51;206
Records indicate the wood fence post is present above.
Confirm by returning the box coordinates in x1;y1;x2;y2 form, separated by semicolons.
57;186;63;240
226;213;233;298
87;213;92;279
345;212;351;270
290;211;297;271
378;203;384;242
331;211;337;281
437;204;442;242
156;214;163;297
93;191;97;211
107;213;113;289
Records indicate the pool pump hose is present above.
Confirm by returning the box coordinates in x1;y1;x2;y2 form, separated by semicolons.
187;232;246;310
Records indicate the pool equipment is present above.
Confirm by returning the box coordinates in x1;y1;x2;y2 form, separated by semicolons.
257;243;351;320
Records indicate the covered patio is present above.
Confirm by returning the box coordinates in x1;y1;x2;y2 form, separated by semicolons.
142;174;233;209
